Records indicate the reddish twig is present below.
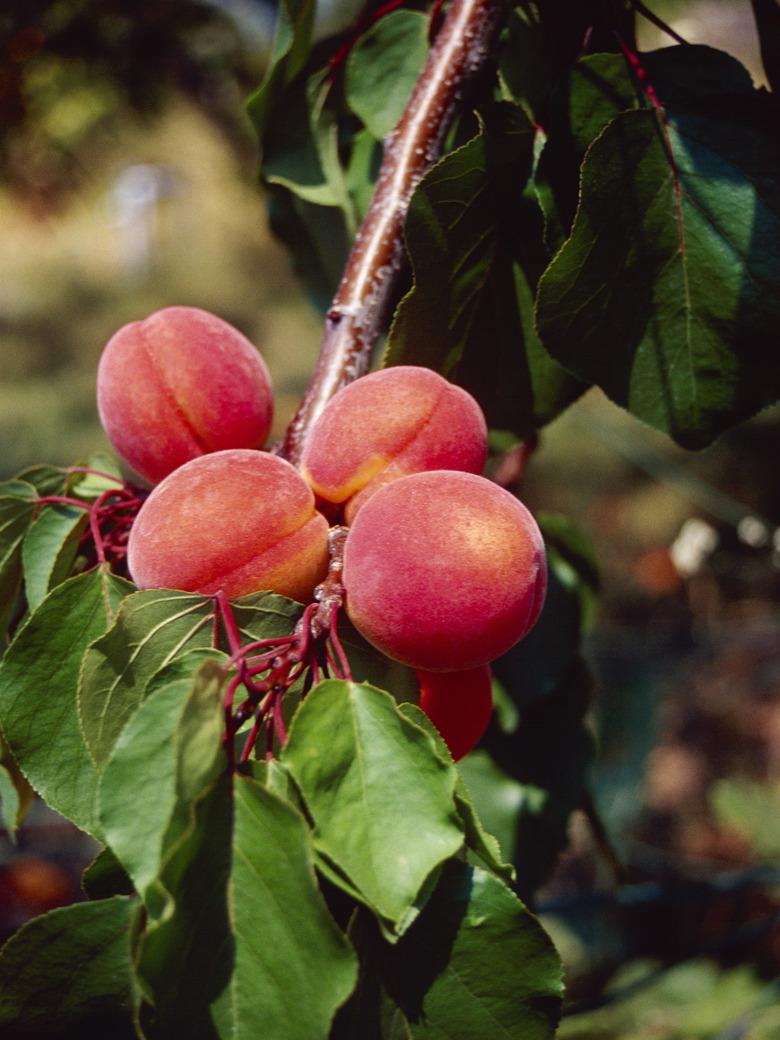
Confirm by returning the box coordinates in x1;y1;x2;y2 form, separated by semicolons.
279;0;503;464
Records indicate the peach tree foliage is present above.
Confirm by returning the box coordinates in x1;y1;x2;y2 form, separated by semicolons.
0;0;779;1036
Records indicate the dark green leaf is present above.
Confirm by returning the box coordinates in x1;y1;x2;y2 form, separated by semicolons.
0;896;138;1038
399;702;515;884
456;751;528;868
0;568;132;836
135;776;233;1039
79;588;216;770
345;11;429;139
534;53;639;249
0;480;38;642
227;776;358;1039
0;763;20;842
82;846;135;901
283;680;463;930
99;660;225;900
246;0;316;138
536;102;780;446
23;504;88;611
356;861;562;1039
14;466;68;496
386;103;584;436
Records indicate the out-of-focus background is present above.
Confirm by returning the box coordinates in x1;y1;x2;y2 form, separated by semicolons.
1;1;779;1035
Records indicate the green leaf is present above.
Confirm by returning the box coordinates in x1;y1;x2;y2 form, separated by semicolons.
78;588;216;770
386;103;584;437
398;702;515;884
0;763;20;842
533;53;640;249
246;0;316;138
345;11;429;140
0;896;138;1038
99;660;225;900
67;452;124;500
135;776;233;1038
231;589;302;642
82;846;135;901
227;776;358;1039
283;680;463;930
0;568;132;836
0;480;38;642
23;504;88;610
535;102;780;447
14;466;68;496
456;752;528;869
355;861;562;1038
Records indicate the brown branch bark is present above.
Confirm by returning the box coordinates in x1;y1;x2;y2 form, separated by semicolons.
279;0;504;465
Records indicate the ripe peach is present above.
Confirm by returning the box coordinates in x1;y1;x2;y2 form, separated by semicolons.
97;306;273;484
417;665;493;761
127;449;328;601
300;366;487;522
342;471;546;671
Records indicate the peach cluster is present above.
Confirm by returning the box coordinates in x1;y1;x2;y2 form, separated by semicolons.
98;307;546;760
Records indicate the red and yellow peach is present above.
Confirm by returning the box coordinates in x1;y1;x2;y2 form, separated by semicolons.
97;306;273;484
300;366;487;522
127;449;328;602
342;470;546;671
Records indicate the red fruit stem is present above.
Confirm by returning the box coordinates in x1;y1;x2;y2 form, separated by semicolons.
279;0;503;464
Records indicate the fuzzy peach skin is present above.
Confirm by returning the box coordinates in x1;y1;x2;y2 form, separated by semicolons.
97;306;273;484
128;450;328;602
300;366;487;522
343;470;547;671
417;665;493;762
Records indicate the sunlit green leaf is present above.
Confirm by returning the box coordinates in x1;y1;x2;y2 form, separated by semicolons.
23;503;88;610
345;12;428;139
283;680;463;930
0;568;132;836
386;103;584;436
99;660;225;899
536;100;780;446
79;588;215;770
227;776;358;1039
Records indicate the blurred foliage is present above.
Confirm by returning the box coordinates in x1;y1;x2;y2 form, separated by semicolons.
0;0;268;207
560;959;780;1039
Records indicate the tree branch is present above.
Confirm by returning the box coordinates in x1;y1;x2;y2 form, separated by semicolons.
279;0;504;465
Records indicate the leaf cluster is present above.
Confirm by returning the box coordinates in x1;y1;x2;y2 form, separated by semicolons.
250;0;780;447
0;561;563;1036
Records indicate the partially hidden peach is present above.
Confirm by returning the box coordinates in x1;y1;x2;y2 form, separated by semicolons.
300;366;487;522
417;665;493;761
343;470;546;671
127;449;328;602
97;306;273;484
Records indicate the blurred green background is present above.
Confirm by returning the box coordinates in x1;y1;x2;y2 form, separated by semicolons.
1;1;779;1036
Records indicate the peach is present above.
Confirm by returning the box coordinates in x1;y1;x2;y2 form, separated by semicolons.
300;366;487;522
342;471;546;671
417;665;493;761
97;306;273;484
127;449;328;602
